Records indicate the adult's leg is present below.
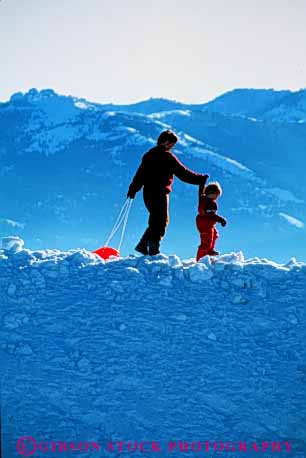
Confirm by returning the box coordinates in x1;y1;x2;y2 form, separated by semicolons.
143;192;169;242
136;191;157;250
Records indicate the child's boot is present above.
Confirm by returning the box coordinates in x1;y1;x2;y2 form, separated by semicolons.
207;249;219;256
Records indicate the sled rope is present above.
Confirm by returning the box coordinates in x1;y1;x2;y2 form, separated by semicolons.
105;200;129;246
104;199;130;247
118;198;132;251
104;199;132;250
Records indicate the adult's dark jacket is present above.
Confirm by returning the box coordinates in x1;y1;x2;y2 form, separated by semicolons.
128;145;208;197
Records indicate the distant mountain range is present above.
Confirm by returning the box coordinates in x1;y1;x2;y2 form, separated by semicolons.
0;87;305;261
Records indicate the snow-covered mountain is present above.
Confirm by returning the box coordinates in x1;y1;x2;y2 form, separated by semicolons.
201;88;306;122
0;88;305;261
1;237;306;458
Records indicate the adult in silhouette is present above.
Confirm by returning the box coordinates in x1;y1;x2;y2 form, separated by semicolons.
127;130;209;255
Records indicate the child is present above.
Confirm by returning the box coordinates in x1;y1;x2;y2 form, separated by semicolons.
196;182;227;261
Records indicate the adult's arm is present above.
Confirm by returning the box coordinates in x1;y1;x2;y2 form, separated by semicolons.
172;154;209;185
127;158;146;198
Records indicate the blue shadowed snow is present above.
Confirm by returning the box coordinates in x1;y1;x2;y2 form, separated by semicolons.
1;237;306;458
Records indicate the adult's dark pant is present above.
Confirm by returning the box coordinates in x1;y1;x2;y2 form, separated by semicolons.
140;191;170;242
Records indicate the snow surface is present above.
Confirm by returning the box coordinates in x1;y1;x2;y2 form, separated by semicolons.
279;213;305;229
1;238;306;458
149;110;192;118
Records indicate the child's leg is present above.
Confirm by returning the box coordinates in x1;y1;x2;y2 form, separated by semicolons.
196;230;213;261
210;227;219;251
196;215;214;261
196;244;206;262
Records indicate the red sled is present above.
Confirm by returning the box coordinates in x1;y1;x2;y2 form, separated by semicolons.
92;199;133;261
92;246;120;260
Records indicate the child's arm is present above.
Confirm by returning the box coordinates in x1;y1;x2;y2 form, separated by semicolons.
198;193;227;226
214;214;227;226
198;183;205;199
198;184;206;214
204;200;227;225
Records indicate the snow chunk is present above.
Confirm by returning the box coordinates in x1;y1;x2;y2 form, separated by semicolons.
168;254;182;267
185;263;213;282
2;236;24;253
16;343;33;356
7;284;17;297
67;249;103;267
207;331;217;341
4;313;29;329
172;313;189;321
217;251;245;263
157;274;173;287
212;251;245;271
198;256;212;268
285;257;305;269
231;294;249;304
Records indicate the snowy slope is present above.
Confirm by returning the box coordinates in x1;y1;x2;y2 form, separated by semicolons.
200;88;306;122
1;237;306;458
148;109;306;195
0;88;305;262
98;97;190;115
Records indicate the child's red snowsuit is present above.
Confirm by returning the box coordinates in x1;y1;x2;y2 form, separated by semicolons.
196;187;224;261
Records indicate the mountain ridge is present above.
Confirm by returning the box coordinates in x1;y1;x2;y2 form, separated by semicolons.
3;86;306;121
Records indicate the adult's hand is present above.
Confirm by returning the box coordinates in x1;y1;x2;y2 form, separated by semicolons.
202;174;210;184
127;189;135;199
220;217;227;227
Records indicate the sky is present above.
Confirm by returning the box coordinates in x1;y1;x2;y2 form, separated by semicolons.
1;0;306;104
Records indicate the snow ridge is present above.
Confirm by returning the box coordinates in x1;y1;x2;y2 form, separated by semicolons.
1;237;306;458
